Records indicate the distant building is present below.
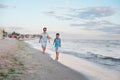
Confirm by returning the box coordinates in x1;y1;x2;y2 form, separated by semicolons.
0;28;3;39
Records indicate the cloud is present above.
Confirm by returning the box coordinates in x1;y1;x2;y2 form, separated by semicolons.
71;20;119;27
45;10;73;20
45;6;116;20
0;3;15;8
45;6;119;34
71;20;120;34
98;25;120;34
55;16;73;20
71;21;101;27
45;11;55;15
70;7;116;19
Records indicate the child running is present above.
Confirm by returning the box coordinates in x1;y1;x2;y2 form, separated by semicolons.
53;33;61;60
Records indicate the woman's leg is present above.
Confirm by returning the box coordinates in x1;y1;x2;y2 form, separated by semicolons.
41;43;47;54
42;46;46;54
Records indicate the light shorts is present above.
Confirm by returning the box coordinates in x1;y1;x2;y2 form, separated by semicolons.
41;42;47;48
55;47;60;53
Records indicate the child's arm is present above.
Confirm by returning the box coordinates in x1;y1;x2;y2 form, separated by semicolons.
60;38;61;47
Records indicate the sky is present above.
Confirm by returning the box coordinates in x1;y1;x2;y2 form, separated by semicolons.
0;0;120;39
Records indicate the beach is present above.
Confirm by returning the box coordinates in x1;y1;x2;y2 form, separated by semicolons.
1;0;120;80
26;39;120;80
0;39;87;80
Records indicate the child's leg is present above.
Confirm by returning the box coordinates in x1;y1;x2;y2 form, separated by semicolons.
55;47;59;60
56;52;59;60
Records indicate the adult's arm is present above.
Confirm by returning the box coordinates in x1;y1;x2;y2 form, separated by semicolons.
39;35;42;43
47;34;51;43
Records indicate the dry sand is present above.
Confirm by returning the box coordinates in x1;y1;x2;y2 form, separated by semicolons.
0;39;87;80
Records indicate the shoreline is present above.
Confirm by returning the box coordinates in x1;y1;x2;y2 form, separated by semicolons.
25;39;120;80
0;39;87;80
40;49;120;80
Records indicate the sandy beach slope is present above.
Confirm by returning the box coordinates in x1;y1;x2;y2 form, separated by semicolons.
0;39;87;80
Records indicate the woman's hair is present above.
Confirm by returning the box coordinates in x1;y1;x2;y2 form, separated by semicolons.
43;27;47;30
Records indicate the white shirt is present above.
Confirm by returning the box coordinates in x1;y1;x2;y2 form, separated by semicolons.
40;33;49;43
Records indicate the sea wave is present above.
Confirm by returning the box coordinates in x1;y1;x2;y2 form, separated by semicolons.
60;50;120;66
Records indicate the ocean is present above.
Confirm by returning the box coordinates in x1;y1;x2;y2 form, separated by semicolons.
54;39;120;71
25;38;120;80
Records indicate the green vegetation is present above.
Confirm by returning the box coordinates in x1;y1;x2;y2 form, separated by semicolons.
13;57;24;66
8;68;22;74
12;31;20;36
0;72;9;79
8;68;16;74
0;68;23;80
0;56;24;80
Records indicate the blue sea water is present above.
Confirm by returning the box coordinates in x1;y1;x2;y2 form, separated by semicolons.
26;39;120;72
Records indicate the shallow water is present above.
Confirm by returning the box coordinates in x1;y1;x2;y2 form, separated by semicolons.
25;39;120;80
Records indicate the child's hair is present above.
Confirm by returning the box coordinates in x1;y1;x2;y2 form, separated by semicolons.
56;33;60;35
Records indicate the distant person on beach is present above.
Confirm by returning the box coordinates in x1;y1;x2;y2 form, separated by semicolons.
53;33;61;60
3;29;5;39
39;27;50;54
